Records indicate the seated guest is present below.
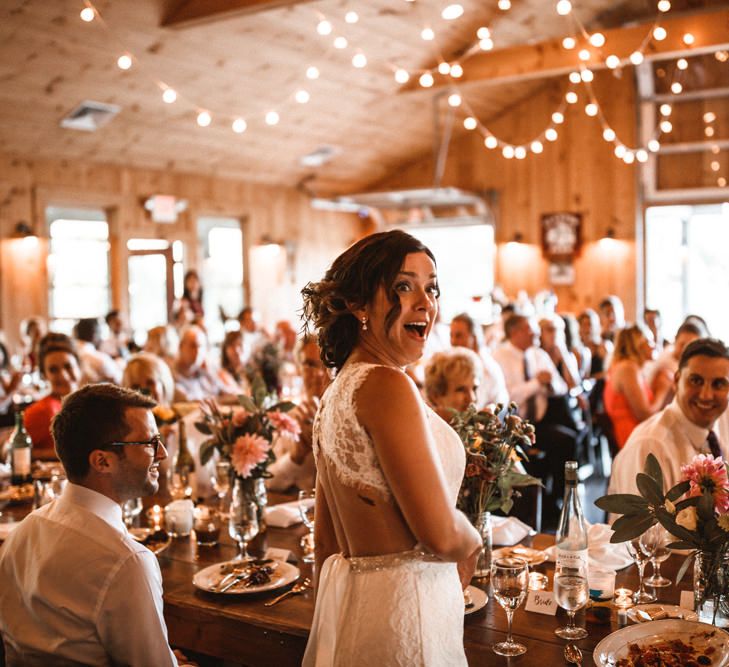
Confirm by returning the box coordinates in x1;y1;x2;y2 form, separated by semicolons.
267;334;329;492
19;316;45;371
100;309;130;360
609;338;729;495
74;317;122;384
578;308;612;379
24;333;81;459
539;315;582;392
598;295;625;343
144;324;179;368
173;325;227;402
424;347;482;421
0;336;22;423
561;313;591;381
238;306;266;362
450;312;509;406
217;330;250;395
644;308;667;350
0;384;185;666
604;324;669;449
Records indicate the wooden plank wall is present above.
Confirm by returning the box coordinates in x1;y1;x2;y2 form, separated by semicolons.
0;154;360;350
376;69;640;320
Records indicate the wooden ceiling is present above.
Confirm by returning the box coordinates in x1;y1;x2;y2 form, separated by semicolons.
0;0;727;194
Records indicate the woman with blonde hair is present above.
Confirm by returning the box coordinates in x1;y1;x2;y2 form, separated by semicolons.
122;353;175;406
144;325;179;368
603;324;669;448
424;348;483;420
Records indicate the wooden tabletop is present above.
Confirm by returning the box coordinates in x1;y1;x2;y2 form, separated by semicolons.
1;492;700;667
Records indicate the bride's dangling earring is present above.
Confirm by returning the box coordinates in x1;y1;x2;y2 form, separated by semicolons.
361;316;368;331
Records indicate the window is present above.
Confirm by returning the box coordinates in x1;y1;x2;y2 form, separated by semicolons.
403;224;495;324
47;207;110;333
198;217;244;343
646;203;729;342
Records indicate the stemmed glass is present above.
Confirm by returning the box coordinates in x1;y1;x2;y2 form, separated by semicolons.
122;497;143;528
210;460;231;512
298;489;316;563
626;531;658;603
554;562;589;640
645;524;672;588
491;556;529;657
228;499;259;562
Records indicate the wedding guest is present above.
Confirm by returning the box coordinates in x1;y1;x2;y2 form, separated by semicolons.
644;308;667;349
301;230;481;666
598;295;625;343
100;309;130;360
267;334;329;492
179;269;204;321
0;384;188;666
603;324;669;449
0;336;22;423
19;316;45;371
609;338;729;495
424;347;482;420
173;325;227;402
578;308;612;379
144;325;179;368
74;317;122;385
450;312;509;406
539;315;582;392
238;306;267;362
24;334;81;459
562;313;591;381
217;330;250;395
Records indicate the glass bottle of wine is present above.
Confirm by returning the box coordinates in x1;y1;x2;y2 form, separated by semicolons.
555;460;588;573
171;419;195;500
10;411;33;485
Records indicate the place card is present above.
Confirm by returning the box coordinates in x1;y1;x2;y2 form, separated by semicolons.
680;590;694;610
525;590;558;616
265;547;293;563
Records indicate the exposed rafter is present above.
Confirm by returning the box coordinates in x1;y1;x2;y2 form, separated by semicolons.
401;8;729;92
162;0;317;28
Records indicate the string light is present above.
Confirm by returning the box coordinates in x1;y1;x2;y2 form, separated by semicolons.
660;104;672;116
603;128;616;141
623;151;635;164
421;27;435;41
677;58;688;70
569;71;581;84
719;177;727;187
265;111;280;126
648;139;661;152
502;146;515;159
578;49;591;61
653;26;667;41
606;55;620;69
556;0;572;16
295;89;310;104
447;93;462;107
711;145;720;154
545;128;558;141
162;88;177;104
480;38;494;50
438;62;451;75
394;68;410;84
117;54;132;70
80;6;95;21
485;136;498;149
450;63;464;78
566;91;578;104
306;66;320;79
419;72;434;88
630;51;644;65
334;36;348;49
514;146;527;159
585;103;598;116
589;33;606;47
531;140;544;154
581;69;594;82
497;0;511;10
711;161;720;172
232;118;247;133
671;82;683;94
441;4;464;20
614;145;627;158
196;111;212;127
552;112;564;124
317;19;332;35
477;27;490;39
660;120;673;133
657;0;671;11
716;51;729;62
345;10;359;23
704;112;716;123
562;37;576;49
463;117;477;130
683;33;695;45
705;126;715;137
352;52;367;68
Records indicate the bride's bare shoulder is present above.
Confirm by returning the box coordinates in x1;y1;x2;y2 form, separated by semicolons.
356;365;422;420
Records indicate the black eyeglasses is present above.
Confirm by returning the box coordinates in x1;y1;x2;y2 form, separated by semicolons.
104;433;164;457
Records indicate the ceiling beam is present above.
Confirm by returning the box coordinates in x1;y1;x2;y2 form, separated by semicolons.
162;0;317;28
402;8;729;92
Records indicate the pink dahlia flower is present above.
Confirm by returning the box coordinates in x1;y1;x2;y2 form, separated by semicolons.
232;408;249;427
231;434;270;478
681;454;729;513
268;411;301;441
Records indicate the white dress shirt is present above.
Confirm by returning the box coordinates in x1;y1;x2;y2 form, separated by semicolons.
479;348;510;408
608;400;717;496
492;341;568;421
76;340;123;385
0;483;178;667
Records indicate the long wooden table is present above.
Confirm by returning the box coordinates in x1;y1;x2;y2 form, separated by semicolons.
0;491;702;667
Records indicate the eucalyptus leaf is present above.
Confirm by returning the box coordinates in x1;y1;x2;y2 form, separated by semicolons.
611;512;651;534
270;401;297;413
675;551;697;585
666;480;691;502
194;420;212;435
199;439;217;466
237;395;257;413
594;494;649;514
643;454;664;495
636;473;663;505
609;513;656;543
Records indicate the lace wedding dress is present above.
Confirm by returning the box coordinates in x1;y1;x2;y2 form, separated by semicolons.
302;362;468;667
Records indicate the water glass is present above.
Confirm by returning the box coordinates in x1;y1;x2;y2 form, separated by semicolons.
298;489;315;563
210;460;231;511
229;499;259;561
626;532;658;603
645;524;671;588
554;564;589;639
122;497;143;528
491;557;529;657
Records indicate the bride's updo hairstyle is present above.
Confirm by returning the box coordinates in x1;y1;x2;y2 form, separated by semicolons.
302;230;436;371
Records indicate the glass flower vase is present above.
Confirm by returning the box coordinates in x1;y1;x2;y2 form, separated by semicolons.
232;476;268;535
470;511;493;579
693;549;729;628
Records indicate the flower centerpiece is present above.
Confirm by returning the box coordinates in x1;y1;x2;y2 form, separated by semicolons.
194;377;301;528
596;453;729;626
450;402;542;576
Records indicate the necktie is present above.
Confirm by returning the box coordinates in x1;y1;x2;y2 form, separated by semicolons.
707;430;722;459
523;353;538;423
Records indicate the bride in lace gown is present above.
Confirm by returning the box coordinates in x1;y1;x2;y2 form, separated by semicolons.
301;231;482;666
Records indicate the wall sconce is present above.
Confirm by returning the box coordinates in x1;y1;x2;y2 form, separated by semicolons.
601;226;616;241
506;231;524;246
13;221;35;238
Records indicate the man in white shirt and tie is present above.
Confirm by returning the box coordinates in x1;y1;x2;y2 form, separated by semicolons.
0;384;188;666
609;338;729;495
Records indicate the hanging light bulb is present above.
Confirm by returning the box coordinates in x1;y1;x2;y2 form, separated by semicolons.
606;55;621;69
719;177;727;187
80;7;95;21
352;52;367;68
710;161;720;172
463;117;477;130
441;4;464;20
485;135;498;149
447;93;462;107
585;103;598;116
419;72;434;88
705;126;715;137
552;111;564;124
421;27;435;41
394;68;410;84
531;140;544;154
265;110;280;125
660;120;673;133
162;88;177;104
480;38;494;50
566;91;578;104
569;71;582;84
545;128;558;141
657;0;671;11
232;118;247;134
514;146;527;159
581;69;594;82
589;33;606;47
334;36;348;49
603;128;616;141
317;19;332;35
671;81;683;94
630;51;644;65
306;66;320;79
562;37;576;49
677;58;688;70
295;89;310;104
653;26;667;41
345;10;359;23
660;103;672;116
683;33;695;45
614;145;626;158
117;54;133;70
578;49;591;61
450;63;463;78
502;146;515;159
636;149;649;163
623;151;635;164
648;139;661;152
438;62;451;75
556;0;572;15
477;27;490;39
498;0;511;10
197;111;212;127
704;111;716;123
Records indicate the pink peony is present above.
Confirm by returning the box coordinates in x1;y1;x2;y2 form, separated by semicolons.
268;411;301;441
231;434;270;478
232;408;249;427
681;454;729;513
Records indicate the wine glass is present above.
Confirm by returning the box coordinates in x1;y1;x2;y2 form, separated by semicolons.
298;489;316;563
122;498;143;528
491;556;529;657
210;460;231;511
229;499;259;562
626;532;658;603
554;563;589;640
644;524;671;588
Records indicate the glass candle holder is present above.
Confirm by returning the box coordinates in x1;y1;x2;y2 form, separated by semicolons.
194;507;221;546
165;499;194;538
613;587;634;608
146;504;164;530
528;572;548;591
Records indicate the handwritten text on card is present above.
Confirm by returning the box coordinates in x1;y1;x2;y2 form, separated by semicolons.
525;591;558;616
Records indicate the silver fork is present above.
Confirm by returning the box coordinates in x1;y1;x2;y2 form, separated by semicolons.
264;578;311;607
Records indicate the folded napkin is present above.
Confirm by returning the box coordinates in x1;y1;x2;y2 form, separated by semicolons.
491;516;535;546
545;523;634;571
0;521;20;541
264;498;313;528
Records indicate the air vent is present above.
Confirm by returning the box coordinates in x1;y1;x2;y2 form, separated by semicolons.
299;145;340;168
60;101;121;132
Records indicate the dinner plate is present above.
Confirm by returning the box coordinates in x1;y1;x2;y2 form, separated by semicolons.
0;484;34;505
492;546;548;566
193;559;300;595
593;619;729;666
627;603;698;624
129;527;172;555
465;585;487;615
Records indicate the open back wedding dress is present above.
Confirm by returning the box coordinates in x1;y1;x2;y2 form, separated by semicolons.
302;362;468;667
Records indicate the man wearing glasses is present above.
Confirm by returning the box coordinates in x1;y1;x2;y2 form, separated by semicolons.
0;384;188;666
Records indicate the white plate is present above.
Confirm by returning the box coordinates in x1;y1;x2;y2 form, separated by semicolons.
465;585;487;615
193;559;300;595
492;546;548;566
594;619;729;666
627;603;698;624
129;528;172;555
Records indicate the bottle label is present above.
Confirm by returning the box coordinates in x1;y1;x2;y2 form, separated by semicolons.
556;548;589;572
12;448;31;476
